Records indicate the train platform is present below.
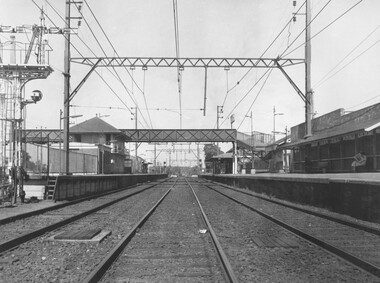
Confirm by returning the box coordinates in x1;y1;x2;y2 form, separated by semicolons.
0;198;66;221
227;172;380;185
202;172;380;224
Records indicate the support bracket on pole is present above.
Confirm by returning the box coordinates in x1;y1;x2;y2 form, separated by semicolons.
276;60;310;105
66;58;101;104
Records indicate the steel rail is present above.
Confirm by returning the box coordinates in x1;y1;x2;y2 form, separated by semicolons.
81;180;176;283
205;184;380;278
0;181;164;254
202;179;380;236
185;178;239;283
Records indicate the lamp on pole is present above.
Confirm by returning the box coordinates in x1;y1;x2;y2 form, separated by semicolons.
12;89;43;204
273;106;284;143
59;110;82;174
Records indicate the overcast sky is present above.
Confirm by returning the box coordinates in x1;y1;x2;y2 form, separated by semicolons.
1;0;380;162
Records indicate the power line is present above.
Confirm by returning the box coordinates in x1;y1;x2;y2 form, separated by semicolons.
83;0;152;129
42;0;134;117
283;0;363;57
345;94;380;111
220;68;272;128
142;69;154;128
237;68;274;130
219;1;306;114
280;0;332;57
71;104;125;110
73;1;152;128
172;0;183;129
224;1;307;99
314;24;380;89
33;0;140;126
314;39;380;89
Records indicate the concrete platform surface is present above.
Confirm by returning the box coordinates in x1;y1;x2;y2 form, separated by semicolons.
220;172;380;185
0;198;65;221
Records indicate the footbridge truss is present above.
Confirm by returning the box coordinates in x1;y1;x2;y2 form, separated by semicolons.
120;129;237;143
22;129;237;144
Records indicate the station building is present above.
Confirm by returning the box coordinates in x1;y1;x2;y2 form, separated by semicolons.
284;102;380;173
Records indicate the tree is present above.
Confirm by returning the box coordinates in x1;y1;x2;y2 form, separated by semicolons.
203;144;223;161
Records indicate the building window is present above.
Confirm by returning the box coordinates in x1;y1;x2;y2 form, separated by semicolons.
106;134;111;145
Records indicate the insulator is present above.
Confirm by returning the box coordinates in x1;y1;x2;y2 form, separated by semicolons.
293;16;297;22
293;1;297;7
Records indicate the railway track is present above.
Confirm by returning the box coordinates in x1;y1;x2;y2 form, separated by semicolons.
87;178;236;282
0;180;166;253
1;177;379;282
0;178;237;282
198;179;380;280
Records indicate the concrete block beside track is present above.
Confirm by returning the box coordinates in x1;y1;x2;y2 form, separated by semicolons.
202;173;380;224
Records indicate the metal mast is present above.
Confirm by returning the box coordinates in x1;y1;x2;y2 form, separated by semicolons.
63;0;71;174
305;0;313;138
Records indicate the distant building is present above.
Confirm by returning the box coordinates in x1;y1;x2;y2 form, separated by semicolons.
208;131;273;174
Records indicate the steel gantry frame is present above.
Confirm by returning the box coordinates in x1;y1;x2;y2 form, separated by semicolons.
65;0;314;175
71;56;305;69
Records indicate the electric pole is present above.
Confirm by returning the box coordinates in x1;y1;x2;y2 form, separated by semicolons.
305;0;313;138
216;105;223;155
63;0;71;175
131;106;138;172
